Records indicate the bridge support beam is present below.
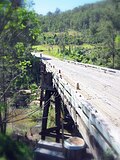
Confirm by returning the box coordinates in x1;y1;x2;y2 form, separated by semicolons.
55;91;61;143
40;67;62;142
41;89;62;142
41;89;51;140
39;62;72;142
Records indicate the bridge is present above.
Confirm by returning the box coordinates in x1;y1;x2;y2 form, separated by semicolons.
33;52;120;160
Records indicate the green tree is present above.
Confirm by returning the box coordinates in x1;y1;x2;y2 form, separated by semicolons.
0;0;40;134
39;0;120;68
0;134;33;160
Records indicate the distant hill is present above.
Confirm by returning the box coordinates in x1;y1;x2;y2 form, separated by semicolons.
37;0;120;69
39;0;120;34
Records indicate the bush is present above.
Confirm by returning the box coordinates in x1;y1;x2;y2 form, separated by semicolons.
0;134;33;160
30;83;38;94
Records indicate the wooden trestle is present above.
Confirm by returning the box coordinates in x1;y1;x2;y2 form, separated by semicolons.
39;62;72;142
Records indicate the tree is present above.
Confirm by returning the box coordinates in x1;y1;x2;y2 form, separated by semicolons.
54;8;61;15
98;20;116;68
109;0;120;9
10;0;24;8
0;0;40;134
39;0;120;68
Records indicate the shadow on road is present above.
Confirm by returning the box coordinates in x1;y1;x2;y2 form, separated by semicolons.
41;57;51;60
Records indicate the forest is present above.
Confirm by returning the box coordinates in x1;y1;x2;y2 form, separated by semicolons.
35;0;120;69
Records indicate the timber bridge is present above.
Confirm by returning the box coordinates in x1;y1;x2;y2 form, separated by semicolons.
33;52;120;160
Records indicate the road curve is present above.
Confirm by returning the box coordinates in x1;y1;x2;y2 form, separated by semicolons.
33;52;120;132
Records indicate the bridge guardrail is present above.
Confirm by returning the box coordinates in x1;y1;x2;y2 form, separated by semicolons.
64;60;120;76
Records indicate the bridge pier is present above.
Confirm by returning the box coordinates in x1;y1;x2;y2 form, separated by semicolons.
40;68;73;142
55;92;61;143
41;89;52;140
40;65;64;142
41;88;62;142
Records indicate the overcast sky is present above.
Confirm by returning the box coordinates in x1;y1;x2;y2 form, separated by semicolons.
31;0;102;15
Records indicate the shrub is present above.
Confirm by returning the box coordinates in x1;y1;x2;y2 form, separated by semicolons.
0;134;33;160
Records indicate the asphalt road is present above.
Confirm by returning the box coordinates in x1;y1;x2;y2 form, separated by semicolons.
33;52;120;131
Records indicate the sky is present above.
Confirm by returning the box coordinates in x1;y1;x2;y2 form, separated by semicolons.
31;0;102;15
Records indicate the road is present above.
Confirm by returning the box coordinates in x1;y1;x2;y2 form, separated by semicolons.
33;52;120;132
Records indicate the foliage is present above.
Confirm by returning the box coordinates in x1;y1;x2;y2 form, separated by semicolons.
0;0;40;134
29;105;42;122
47;106;55;128
0;134;33;160
29;83;38;94
37;0;120;69
115;35;120;48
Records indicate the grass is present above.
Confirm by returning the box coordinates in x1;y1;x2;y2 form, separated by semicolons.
32;44;48;52
6;108;39;136
68;29;82;36
32;44;63;59
47;106;55;128
32;43;94;60
82;43;94;49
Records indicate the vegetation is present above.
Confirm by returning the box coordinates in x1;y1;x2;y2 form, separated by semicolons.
0;134;33;160
36;0;120;69
0;1;41;159
0;0;40;134
47;106;55;128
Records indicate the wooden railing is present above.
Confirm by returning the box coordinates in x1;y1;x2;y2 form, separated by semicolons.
64;60;120;76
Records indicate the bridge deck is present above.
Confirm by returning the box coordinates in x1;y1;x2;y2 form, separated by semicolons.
41;54;120;130
32;52;120;159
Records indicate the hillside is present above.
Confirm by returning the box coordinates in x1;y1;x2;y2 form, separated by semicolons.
36;0;120;69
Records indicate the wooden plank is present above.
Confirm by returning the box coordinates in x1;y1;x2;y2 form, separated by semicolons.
70;107;77;123
40;132;71;140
